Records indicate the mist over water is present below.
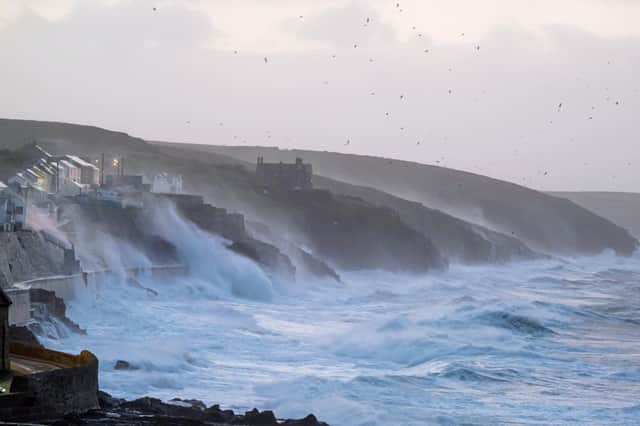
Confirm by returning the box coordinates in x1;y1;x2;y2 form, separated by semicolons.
44;245;640;425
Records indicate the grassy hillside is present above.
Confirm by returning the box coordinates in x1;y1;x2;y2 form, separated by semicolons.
0;119;447;272
181;144;638;256
550;192;640;239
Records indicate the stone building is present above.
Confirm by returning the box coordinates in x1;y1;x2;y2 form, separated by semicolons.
0;286;10;371
256;157;313;190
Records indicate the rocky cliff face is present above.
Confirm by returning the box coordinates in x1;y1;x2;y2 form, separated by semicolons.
199;145;639;257
0;231;66;289
313;176;541;264
254;189;447;273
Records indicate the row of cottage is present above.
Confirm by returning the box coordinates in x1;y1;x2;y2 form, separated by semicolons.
0;143;185;232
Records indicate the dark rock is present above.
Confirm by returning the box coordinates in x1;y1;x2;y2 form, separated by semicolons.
170;398;207;411
235;408;278;425
114;360;139;371
9;324;43;347
39;392;331;425
283;414;331;426
97;390;125;410
205;404;236;423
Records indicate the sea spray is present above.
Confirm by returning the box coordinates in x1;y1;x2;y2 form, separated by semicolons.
43;250;640;426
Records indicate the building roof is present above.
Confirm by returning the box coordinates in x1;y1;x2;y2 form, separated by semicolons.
59;160;77;169
0;287;12;307
66;155;99;170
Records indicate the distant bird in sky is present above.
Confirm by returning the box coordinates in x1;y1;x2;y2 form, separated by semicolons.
354;44;359;48
370;91;376;95
424;49;429;53
234;50;238;54
366;17;370;24
385;112;390;117
417;141;421;145
448;89;453;94
299;15;303;19
557;102;563;112
331;54;337;59
400;94;404;100
475;45;481;50
264;57;268;63
186;120;190;124
615;101;620;105
152;7;157;11
345;139;350;146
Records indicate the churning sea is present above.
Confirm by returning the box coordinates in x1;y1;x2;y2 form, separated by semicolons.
43;227;640;425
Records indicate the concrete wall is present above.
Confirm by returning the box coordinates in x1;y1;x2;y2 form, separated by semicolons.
15;274;86;301
5;288;30;324
8;342;99;419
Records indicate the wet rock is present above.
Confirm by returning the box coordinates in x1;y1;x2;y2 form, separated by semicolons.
9;324;43;347
283;414;330;426
114;360;139;371
97;390;125;410
236;408;278;425
43;393;331;425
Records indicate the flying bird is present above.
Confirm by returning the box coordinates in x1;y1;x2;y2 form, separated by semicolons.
345;139;351;146
557;102;563;112
264;57;268;63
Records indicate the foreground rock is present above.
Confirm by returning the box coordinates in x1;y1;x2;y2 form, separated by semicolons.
44;392;329;426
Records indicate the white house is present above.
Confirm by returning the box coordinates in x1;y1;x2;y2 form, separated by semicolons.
66;155;100;185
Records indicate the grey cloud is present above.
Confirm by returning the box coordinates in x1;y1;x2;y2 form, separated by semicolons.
286;2;397;49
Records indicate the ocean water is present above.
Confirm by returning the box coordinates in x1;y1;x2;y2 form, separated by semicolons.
43;230;640;425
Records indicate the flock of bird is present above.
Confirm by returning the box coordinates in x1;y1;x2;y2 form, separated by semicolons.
151;3;629;184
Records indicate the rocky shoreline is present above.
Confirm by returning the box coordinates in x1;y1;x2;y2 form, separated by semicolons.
43;391;329;426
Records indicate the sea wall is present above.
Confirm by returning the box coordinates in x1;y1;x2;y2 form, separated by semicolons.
5;287;30;324
7;342;99;419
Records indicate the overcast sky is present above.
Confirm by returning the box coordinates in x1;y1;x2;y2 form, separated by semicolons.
1;0;639;191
